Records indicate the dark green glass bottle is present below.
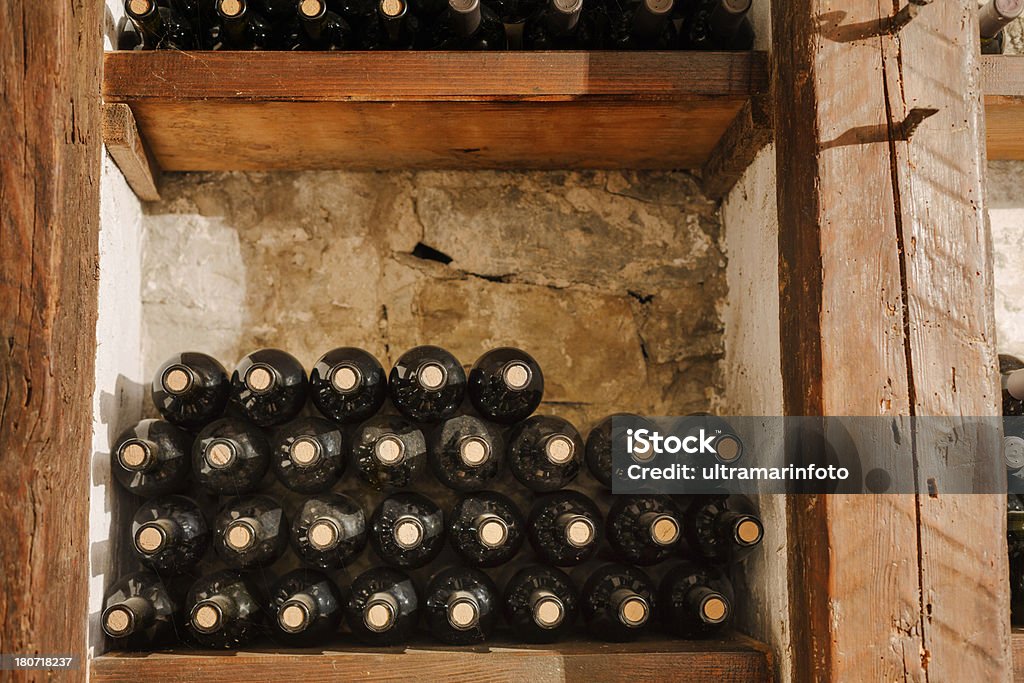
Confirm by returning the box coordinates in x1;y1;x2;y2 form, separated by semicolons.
269;569;344;646
420;0;508;49
606;494;684;566
291;493;368;569
215;0;275;49
522;0;606;49
271;417;346;494
428;415;505;492
111;419;192;497
682;494;764;564
508;415;583;492
467;348;543;423
151;351;229;430
606;0;674;49
345;567;420;645
230;348;309;427
212;495;288;570
352;415;427;491
310;347;388;423
185;571;265;649
448;491;524;567
424;567;499;645
130;495;210;575
124;0;198;49
101;572;182;650
370;493;445;569
526;491;602;566
192;418;271;495
288;0;356;49
361;0;421;49
658;561;734;638
503;565;578;643
388;345;465;421
581;563;655;642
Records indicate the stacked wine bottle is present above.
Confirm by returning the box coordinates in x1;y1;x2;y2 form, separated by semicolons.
103;345;764;650
119;0;755;51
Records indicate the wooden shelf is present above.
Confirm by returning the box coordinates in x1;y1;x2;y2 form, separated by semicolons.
90;633;772;682
101;50;768;172
983;55;1024;161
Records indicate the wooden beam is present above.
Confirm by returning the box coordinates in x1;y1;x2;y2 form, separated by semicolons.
102;104;161;202
773;1;1009;681
701;95;773;201
0;0;101;678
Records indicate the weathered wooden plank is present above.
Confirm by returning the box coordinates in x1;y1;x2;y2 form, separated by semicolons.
773;0;1008;681
701;95;773;201
102;103;161;202
0;0;102;680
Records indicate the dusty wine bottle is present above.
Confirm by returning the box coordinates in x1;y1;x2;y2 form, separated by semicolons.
606;494;684;566
310;347;387;423
508;415;584;492
111;419;193;497
522;0;606;49
607;0;674;49
502;565;578;643
269;569;344;646
270;417;346;493
658;561;734;638
230;348;309;427
362;0;421;49
467;348;543;423
152;352;230;430
101;572;182;650
424;567;499;645
527;491;602;566
291;493;368;569
1005;368;1024;416
448;491;525;567
186;571;265;649
352;415;427;491
585;413;656;488
682;494;764;564
581;563;655;642
680;0;753;50
192;418;271;495
124;0;197;49
981;0;1024;54
673;413;744;465
131;495;210;575
345;567;420;645
212;495;288;570
291;0;355;50
428;415;505;492
215;0;274;49
370;493;445;568
388;346;466;421
421;0;508;49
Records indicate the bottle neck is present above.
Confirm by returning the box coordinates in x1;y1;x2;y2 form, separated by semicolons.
639;511;680;547
544;0;582;35
117;438;159;473
446;591;481;630
448;0;482;37
557;513;595;548
225;517;262;552
684;585;730;625
191;594;238;634
278;593;320;633
715;510;763;548
474;513;509;549
632;0;672;39
135;518;181;555
364;592;400;632
610;588;649;627
980;0;1024;39
708;0;751;40
528;589;565;629
102;596;156;637
1006;369;1024;401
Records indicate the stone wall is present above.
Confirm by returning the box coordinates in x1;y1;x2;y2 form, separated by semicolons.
142;170;727;430
990;161;1024;358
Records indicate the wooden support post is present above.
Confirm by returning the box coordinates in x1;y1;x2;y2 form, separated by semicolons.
102;104;162;202
0;0;101;677
773;1;1010;681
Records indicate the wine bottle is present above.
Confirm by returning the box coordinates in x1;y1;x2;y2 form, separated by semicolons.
680;0;754;51
370;493;445;568
581;563;655;642
1009;495;1024;560
508;415;583;492
420;0;508;49
215;0;275;49
502;565;578;643
111;419;192;497
606;0;674;49
522;0;606;49
124;0;198;49
388;345;466;421
352;415;427;491
362;0;421;49
345;567;420;645
131;495;209;574
585;414;656;489
658;561;734;638
230;348;309;427
291;493;368;569
1005;368;1024;416
271;417;346;493
673;413;744;465
467;348;543;424
269;569;344;646
101;572;182;650
428;415;505;492
255;0;294;19
152;352;230;430
424;567;499;645
192;418;271;495
527;491;602;566
289;0;356;50
186;570;265;649
409;0;450;18
490;0;544;23
310;347;387;424
448;491;525;568
212;495;288;570
981;0;1024;54
682;495;764;564
606;495;684;566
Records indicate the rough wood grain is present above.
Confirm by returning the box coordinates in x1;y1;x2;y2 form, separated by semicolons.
102;104;161;201
700;95;773;201
90;635;772;683
982;56;1024;160
101;51;768;171
774;1;1008;681
0;0;102;680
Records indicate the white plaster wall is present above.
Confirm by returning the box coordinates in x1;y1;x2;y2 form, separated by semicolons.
989;161;1024;358
721;144;791;683
88;0;146;660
